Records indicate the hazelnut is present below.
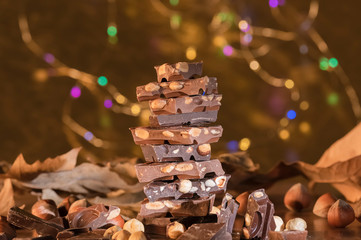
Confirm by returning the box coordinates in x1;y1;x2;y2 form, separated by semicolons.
197;144;211;156
123;219;145;234
327;199;355;228
205;179;216;188
253;191;264;198
166;221;186;239
58;195;78;216
104;225;122;239
112;229;131;240
242;227;250;239
68;199;90;214
157;64;166;75
175;163;194;171
160;164;175;173
210;206;220;215
134;129;149;140
31;199;59;220
144;82;160;92
210;129;220;135
129;231;147;240
189;128;201;137
179;180;192;194
236;192;249;216
285;218;307;231
162;130;174;138
145;201;165;210
284;183;312;212
160;82;168;88
313;193;337;218
164;200;175;208
244;213;251;227
150;99;167;109
215;176;226;188
175;62;189;72
273;216;284;231
169;81;184;91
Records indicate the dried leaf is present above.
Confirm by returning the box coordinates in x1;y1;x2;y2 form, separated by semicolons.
7;148;80;181
20;163;143;195
105;157;140;185
0;178;15;216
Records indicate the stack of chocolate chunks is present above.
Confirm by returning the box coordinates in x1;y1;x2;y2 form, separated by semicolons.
130;61;238;239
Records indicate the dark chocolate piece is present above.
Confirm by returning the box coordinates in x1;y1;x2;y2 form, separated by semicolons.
245;189;275;240
0;216;16;240
136;77;218;102
218;193;239;234
130;125;223;145
141;144;211;162
149;110;218;127
269;230;308;240
154;62;203;82
57;228;90;239
13;237;54;240
144;175;230;201
135;159;225;183
149;94;222;115
7;207;64;237
176;222;227;240
138;194;215;218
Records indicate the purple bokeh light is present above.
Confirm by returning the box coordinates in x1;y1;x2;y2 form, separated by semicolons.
43;53;55;64
70;86;81;98
84;131;94;141
104;99;113;108
223;45;233;56
269;0;278;8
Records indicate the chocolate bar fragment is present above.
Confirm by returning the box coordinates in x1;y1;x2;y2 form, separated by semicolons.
138;194;215;218
0;216;16;240
149;94;222;115
154;62;203;82
130;125;223;145
141;144;211;162
57;228;107;240
218;193;239;234
136;77;217;102
269;230;308;240
149;110;218;127
245;189;276;240
144;175;230;201
13;237;54;240
176;223;230;240
7;207;64;237
135;159;225;183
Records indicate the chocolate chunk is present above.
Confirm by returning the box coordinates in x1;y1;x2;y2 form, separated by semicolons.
7;207;64;237
136;77;218;102
149;110;218;127
57;228;91;239
245;189;275;240
135;159;225;183
0;216;16;240
141;144;211;162
218;193;239;234
144;175;230;201
269;230;308;240
149;94;222;115
130;125;223;145
138;194;215;218
13;237;54;240
176;222;227;240
154;62;203;82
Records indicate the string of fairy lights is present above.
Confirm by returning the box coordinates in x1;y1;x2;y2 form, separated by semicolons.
18;0;361;155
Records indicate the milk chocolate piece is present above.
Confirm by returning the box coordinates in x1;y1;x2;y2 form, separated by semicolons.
7;207;64;237
138;194;215;218
136;77;217;102
135;159;225;183
57;228;90;239
149;94;222;115
154;62;203;82
130;125;223;145
269;230;308;240
218;193;239;234
149;110;218;127
141;144;211;162
144;175;230;201
13;237;54;240
176;223;228;240
245;189;275;240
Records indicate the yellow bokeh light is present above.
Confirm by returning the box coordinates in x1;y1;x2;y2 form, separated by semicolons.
115;94;126;104
300;101;309;111
284;79;294;89
239;138;251;151
186;47;197;60
249;60;260;71
279;129;290;140
140;109;151;126
33;69;48;82
131;104;141;116
280;118;289;127
299;121;311;134
238;20;248;31
213;36;227;47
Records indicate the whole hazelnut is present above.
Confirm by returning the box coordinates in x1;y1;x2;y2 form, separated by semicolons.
68;199;90;214
273;216;284;231
236;192;249;216
285;218;307;231
129;231;147;240
327;199;355;228
112;230;131;240
31;199;59;220
313;193;336;218
284;183;312;212
123;219;145;234
103;225;122;239
166;221;185;239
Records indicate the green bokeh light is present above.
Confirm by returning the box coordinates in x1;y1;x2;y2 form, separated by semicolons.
97;76;108;86
107;26;117;37
169;0;179;6
329;58;338;68
327;93;339;106
319;57;329;71
171;14;181;28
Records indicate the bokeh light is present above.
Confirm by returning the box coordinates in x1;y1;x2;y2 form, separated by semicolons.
43;53;55;64
104;99;113;108
299;121;311;134
108;36;118;45
269;0;278;8
97;76;108;86
284;79;294;89
327;93;339;105
107;26;117;37
223;45;233;56
131;104;141;115
227;140;238;152
287;110;296;120
249;60;260;71
186;47;197;60
300;101;309;111
70;86;81;98
329;58;338;68
279;129;290;140
239;138;251;151
238;20;250;32
299;45;308;54
213;36;227;47
33;69;48;82
170;14;181;29
115;94;126;104
84;131;94;141
280;117;289;127
242;34;253;45
319;57;329;71
169;0;179;6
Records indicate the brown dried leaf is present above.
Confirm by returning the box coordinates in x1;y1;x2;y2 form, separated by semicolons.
20;163;143;195
0;178;15;216
7;148;80;181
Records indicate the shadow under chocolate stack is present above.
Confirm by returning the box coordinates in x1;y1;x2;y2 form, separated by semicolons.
130;61;238;239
